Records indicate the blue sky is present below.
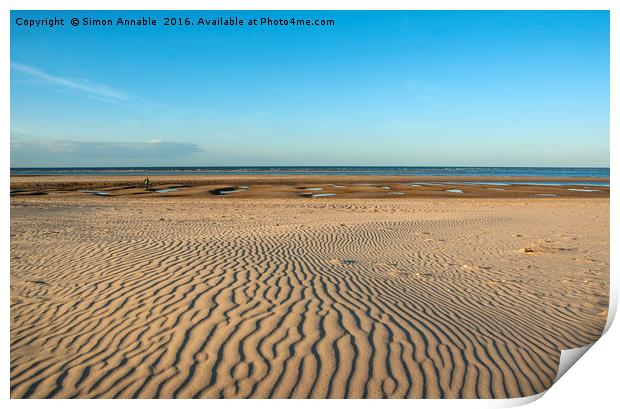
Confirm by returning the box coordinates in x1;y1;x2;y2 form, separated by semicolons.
10;11;609;167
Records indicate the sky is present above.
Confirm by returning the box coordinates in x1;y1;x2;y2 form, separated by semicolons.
10;10;610;167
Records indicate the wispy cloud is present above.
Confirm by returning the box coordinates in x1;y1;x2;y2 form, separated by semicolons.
11;61;129;103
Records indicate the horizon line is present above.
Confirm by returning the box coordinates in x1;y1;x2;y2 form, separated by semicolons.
10;165;611;169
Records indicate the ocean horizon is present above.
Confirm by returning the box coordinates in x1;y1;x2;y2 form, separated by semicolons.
10;166;611;178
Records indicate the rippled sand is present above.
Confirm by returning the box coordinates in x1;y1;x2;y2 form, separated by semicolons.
10;196;609;398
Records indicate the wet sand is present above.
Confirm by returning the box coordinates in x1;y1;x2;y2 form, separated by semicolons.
10;177;609;398
10;174;610;199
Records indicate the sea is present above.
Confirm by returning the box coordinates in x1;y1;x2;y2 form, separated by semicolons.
10;166;610;178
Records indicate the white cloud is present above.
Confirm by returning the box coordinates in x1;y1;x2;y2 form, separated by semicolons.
12;61;129;103
11;139;205;167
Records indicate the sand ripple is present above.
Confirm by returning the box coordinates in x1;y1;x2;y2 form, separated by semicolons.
10;198;609;398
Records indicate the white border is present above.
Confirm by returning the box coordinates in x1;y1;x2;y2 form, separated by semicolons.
3;1;617;408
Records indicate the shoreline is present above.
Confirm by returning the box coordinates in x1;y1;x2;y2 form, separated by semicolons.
10;174;610;199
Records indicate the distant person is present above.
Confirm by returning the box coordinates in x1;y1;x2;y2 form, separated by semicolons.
144;177;150;191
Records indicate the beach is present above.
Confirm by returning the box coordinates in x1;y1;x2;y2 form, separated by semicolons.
9;4;613;401
10;176;609;398
9;174;610;199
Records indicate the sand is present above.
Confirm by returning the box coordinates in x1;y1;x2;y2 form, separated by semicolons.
10;180;609;398
9;174;610;199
